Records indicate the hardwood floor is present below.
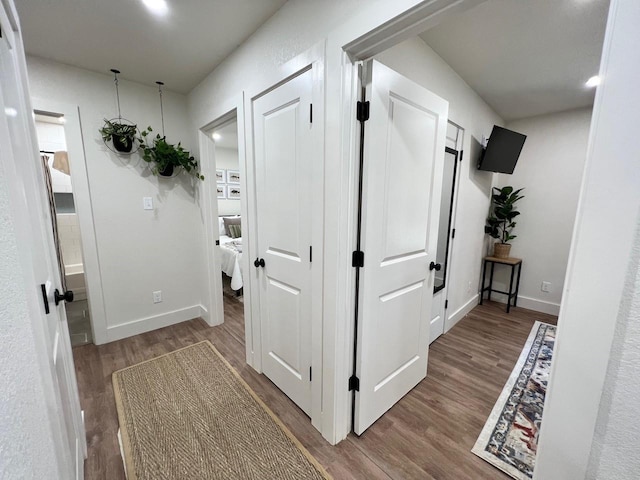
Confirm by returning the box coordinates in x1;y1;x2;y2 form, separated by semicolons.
73;299;557;479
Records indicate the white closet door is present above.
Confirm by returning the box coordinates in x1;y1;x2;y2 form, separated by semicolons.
0;15;85;479
253;68;314;415
354;60;448;435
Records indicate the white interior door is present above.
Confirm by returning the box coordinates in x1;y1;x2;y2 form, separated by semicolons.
0;11;85;478
354;60;448;435
253;68;314;416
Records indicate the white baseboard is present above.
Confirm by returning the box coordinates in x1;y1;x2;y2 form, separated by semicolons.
106;305;204;342
506;295;560;316
445;293;479;332
199;304;212;325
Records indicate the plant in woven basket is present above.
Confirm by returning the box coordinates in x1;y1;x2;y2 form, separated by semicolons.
99;119;138;153
485;186;524;245
138;126;204;180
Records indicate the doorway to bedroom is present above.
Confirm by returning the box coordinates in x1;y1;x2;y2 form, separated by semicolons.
210;118;244;317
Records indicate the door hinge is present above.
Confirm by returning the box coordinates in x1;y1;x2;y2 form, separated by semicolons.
352;250;364;268
41;284;50;315
459;150;464;162
215;239;220;246
309;245;312;263
349;375;360;391
310;104;313;124
356;101;370;122
445;300;448;309
451;228;456;239
310;366;312;382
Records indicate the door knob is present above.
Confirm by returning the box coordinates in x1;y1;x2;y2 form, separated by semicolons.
254;258;265;268
429;262;442;271
54;288;74;306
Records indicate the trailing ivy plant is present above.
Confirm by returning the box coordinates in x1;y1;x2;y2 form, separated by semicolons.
138;126;204;180
99;119;138;153
484;186;524;244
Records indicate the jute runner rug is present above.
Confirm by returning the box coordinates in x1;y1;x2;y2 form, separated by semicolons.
112;341;330;480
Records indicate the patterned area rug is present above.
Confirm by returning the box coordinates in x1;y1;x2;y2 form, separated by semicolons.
113;341;330;480
472;321;556;479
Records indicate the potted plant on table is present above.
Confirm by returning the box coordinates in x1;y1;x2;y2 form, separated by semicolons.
138;126;204;180
484;186;524;258
99;119;138;153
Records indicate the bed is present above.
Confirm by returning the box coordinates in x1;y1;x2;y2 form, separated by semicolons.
218;216;243;291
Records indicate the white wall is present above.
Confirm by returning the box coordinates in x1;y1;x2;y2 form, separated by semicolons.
215;147;241;216
26;56;206;342
188;0;370;128
587;231;640;478
534;0;640;477
374;36;503;328
492;108;592;315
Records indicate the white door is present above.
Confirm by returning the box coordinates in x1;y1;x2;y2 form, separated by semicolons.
253;68;314;415
0;10;86;478
354;60;448;434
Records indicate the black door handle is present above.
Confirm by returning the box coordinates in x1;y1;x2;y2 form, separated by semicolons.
54;288;74;306
429;262;442;272
254;258;265;268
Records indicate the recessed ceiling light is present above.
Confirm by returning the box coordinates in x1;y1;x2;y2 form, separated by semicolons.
142;0;168;16
4;107;17;117
585;76;601;88
212;133;222;141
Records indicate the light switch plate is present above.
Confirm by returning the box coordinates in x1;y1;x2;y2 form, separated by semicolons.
143;197;153;210
153;290;162;303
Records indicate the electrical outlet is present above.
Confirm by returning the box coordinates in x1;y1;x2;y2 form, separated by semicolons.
143;197;153;210
541;281;551;293
153;290;162;303
468;281;472;293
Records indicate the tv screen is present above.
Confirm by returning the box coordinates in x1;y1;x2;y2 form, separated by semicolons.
478;126;527;174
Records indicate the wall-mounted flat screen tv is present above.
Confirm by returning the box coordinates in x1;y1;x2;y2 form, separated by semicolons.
477;126;527;174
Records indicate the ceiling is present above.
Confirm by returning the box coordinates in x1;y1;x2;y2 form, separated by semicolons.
16;0;287;94
17;0;609;117
211;120;238;150
420;0;610;121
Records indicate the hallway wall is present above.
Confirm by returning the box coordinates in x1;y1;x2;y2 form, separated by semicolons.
26;56;207;342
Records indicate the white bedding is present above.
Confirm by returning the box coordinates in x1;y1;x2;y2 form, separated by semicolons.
219;235;243;290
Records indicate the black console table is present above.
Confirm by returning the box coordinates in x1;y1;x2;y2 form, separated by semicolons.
479;256;522;313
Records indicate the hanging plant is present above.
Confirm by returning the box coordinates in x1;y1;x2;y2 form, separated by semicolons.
100;118;138;153
137;80;203;180
100;69;139;154
138;126;204;180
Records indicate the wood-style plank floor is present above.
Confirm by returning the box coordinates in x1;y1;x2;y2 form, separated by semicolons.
73;297;557;479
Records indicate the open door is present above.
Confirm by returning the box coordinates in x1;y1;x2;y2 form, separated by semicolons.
353;60;448;435
252;68;315;416
0;9;86;478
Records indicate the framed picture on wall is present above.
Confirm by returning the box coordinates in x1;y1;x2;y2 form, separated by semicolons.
215;169;226;184
226;170;240;184
216;185;227;199
227;185;241;199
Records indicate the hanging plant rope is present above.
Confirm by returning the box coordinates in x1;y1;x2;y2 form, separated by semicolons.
99;68;139;155
156;81;166;137
114;69;122;121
